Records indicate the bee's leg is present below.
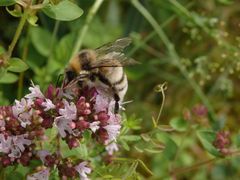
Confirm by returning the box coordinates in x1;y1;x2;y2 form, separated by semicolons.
77;81;83;87
56;74;63;87
89;73;96;82
114;94;120;114
93;73;120;114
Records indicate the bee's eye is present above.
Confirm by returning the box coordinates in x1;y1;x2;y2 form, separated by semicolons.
82;63;90;70
66;71;76;81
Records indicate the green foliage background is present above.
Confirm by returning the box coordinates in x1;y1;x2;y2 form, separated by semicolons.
1;0;240;179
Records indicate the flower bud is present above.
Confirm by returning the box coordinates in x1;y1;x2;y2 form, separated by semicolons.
76;120;89;131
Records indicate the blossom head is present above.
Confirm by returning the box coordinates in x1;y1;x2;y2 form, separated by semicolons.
0;82;123;179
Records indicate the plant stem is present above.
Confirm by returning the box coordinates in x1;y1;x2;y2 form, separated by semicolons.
49;21;60;55
6;10;28;62
131;0;217;122
17;26;30;99
47;20;60;62
128;2;194;57
113;158;153;176
170;158;217;176
153;83;167;127
127;16;174;57
71;0;104;58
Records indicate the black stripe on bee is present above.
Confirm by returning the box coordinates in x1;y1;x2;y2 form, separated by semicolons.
66;71;77;82
116;83;127;92
113;72;125;86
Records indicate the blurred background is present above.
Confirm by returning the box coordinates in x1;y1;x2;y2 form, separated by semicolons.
1;0;240;179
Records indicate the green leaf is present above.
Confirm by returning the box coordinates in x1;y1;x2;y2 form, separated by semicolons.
141;133;151;142
144;148;163;153
197;130;221;157
121;135;141;142
217;0;233;5
5;164;29;179
0;46;5;54
169;117;189;132
7;58;29;72
120;140;130;151
158;125;174;132
0;0;16;6
0;72;18;83
27;15;39;26
235;134;240;148
138;159;154;176
123;161;138;179
82;130;92;142
61;140;88;159
30;27;53;56
49;168;59;180
42;0;83;21
156;133;178;160
47;33;75;73
134;145;144;153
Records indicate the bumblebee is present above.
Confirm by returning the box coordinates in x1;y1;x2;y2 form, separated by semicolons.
63;37;137;113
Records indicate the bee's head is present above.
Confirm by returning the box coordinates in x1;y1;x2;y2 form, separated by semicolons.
65;49;97;85
63;67;77;86
78;49;97;71
68;49;96;73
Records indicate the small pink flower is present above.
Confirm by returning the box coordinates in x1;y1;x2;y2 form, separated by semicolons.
104;124;121;142
8;135;32;159
42;99;55;111
213;131;231;155
89;121;100;133
74;161;91;180
105;142;119;155
27;168;50;180
192;104;208;116
59;100;77;121
25;83;45;100
0;120;5;131
0;134;31;159
12;98;33;118
17;111;33;128
8;146;21;158
12;135;32;152
37;150;51;163
108;112;121;125
12;98;33;128
94;94;109;113
0;134;12;153
55;116;73;138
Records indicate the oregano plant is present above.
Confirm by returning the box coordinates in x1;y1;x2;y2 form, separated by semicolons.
1;0;240;179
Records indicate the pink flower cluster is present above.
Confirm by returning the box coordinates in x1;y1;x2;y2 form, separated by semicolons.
213;131;231;155
0;82;122;179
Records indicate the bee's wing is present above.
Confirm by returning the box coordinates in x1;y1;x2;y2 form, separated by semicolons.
91;37;139;68
95;37;132;54
91;54;139;68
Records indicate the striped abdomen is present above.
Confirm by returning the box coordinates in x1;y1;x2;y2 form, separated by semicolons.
101;66;128;102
